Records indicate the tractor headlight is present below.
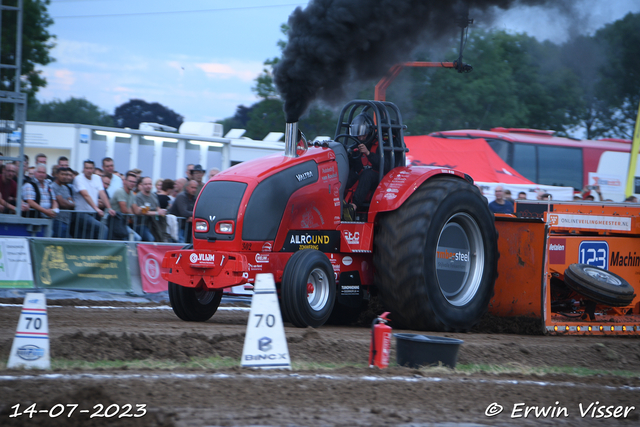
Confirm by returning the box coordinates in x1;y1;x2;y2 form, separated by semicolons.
215;221;234;234
194;220;209;232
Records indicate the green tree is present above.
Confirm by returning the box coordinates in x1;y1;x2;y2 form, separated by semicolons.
559;35;608;140
510;36;584;133
244;99;284;140
594;12;640;139
251;24;288;100
223;23;337;141
232;14;639;143
219;104;253;133
114;99;183;130
218;25;285;138
402;30;585;136
1;0;55;101
252;57;280;100
299;106;337;139
28;97;113;126
405;31;528;134
221;101;336;141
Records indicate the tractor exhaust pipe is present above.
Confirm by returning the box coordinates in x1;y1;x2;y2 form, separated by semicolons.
284;122;298;158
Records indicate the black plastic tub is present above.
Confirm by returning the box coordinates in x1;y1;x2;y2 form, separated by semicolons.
394;333;464;368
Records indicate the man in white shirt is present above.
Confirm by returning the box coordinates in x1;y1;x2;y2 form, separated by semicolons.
73;159;115;239
110;171;141;241
102;157;123;198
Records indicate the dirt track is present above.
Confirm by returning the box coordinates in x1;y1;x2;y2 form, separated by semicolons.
1;300;640;426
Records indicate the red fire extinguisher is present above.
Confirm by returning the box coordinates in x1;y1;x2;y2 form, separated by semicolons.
369;312;392;368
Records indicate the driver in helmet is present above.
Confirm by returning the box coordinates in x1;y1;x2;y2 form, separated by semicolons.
346;112;381;214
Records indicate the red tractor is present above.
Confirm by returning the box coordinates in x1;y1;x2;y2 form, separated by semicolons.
162;100;498;331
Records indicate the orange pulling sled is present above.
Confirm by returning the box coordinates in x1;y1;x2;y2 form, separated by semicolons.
491;200;640;335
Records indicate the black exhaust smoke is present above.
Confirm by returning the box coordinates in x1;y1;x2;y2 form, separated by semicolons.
274;0;567;123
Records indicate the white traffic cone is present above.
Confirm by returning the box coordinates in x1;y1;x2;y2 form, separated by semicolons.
241;274;291;369
7;293;50;369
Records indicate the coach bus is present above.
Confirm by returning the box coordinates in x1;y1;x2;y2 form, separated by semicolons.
429;127;639;202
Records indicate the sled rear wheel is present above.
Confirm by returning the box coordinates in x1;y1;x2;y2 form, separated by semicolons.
564;264;635;307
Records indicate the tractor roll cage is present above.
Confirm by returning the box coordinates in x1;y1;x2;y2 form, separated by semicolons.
334;100;408;183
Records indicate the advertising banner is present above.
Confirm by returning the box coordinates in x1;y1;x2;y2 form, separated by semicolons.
0;238;34;288
31;239;131;292
588;172;625;195
137;244;181;293
547;213;632;232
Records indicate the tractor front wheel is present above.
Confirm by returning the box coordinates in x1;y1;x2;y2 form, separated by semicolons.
374;176;498;331
281;249;336;328
169;281;223;322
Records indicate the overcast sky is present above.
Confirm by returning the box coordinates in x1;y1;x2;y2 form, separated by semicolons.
38;0;640;125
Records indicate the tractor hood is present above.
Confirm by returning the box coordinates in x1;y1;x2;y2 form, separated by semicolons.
212;145;337;184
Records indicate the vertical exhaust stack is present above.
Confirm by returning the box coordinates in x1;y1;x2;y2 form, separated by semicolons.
284;122;298;158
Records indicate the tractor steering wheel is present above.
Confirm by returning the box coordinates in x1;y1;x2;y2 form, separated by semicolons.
335;134;364;160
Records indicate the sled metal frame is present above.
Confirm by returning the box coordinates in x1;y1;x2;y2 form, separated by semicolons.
491;200;640;336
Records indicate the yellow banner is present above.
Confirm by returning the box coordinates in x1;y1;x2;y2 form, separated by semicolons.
626;100;640;197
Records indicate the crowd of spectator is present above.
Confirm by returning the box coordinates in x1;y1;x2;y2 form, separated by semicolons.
0;154;221;243
2;152;638;229
478;184;638;215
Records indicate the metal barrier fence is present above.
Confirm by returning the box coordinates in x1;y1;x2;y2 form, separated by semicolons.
39;210;192;243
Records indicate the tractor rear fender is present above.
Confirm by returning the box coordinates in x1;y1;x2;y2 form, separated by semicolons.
369;166;473;215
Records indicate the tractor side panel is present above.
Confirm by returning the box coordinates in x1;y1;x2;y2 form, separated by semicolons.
274;159;343;252
243;160;319;241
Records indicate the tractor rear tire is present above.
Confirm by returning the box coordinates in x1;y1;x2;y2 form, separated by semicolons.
281;249;336;328
564;264;635;307
169;281;223;322
374;176;498;331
